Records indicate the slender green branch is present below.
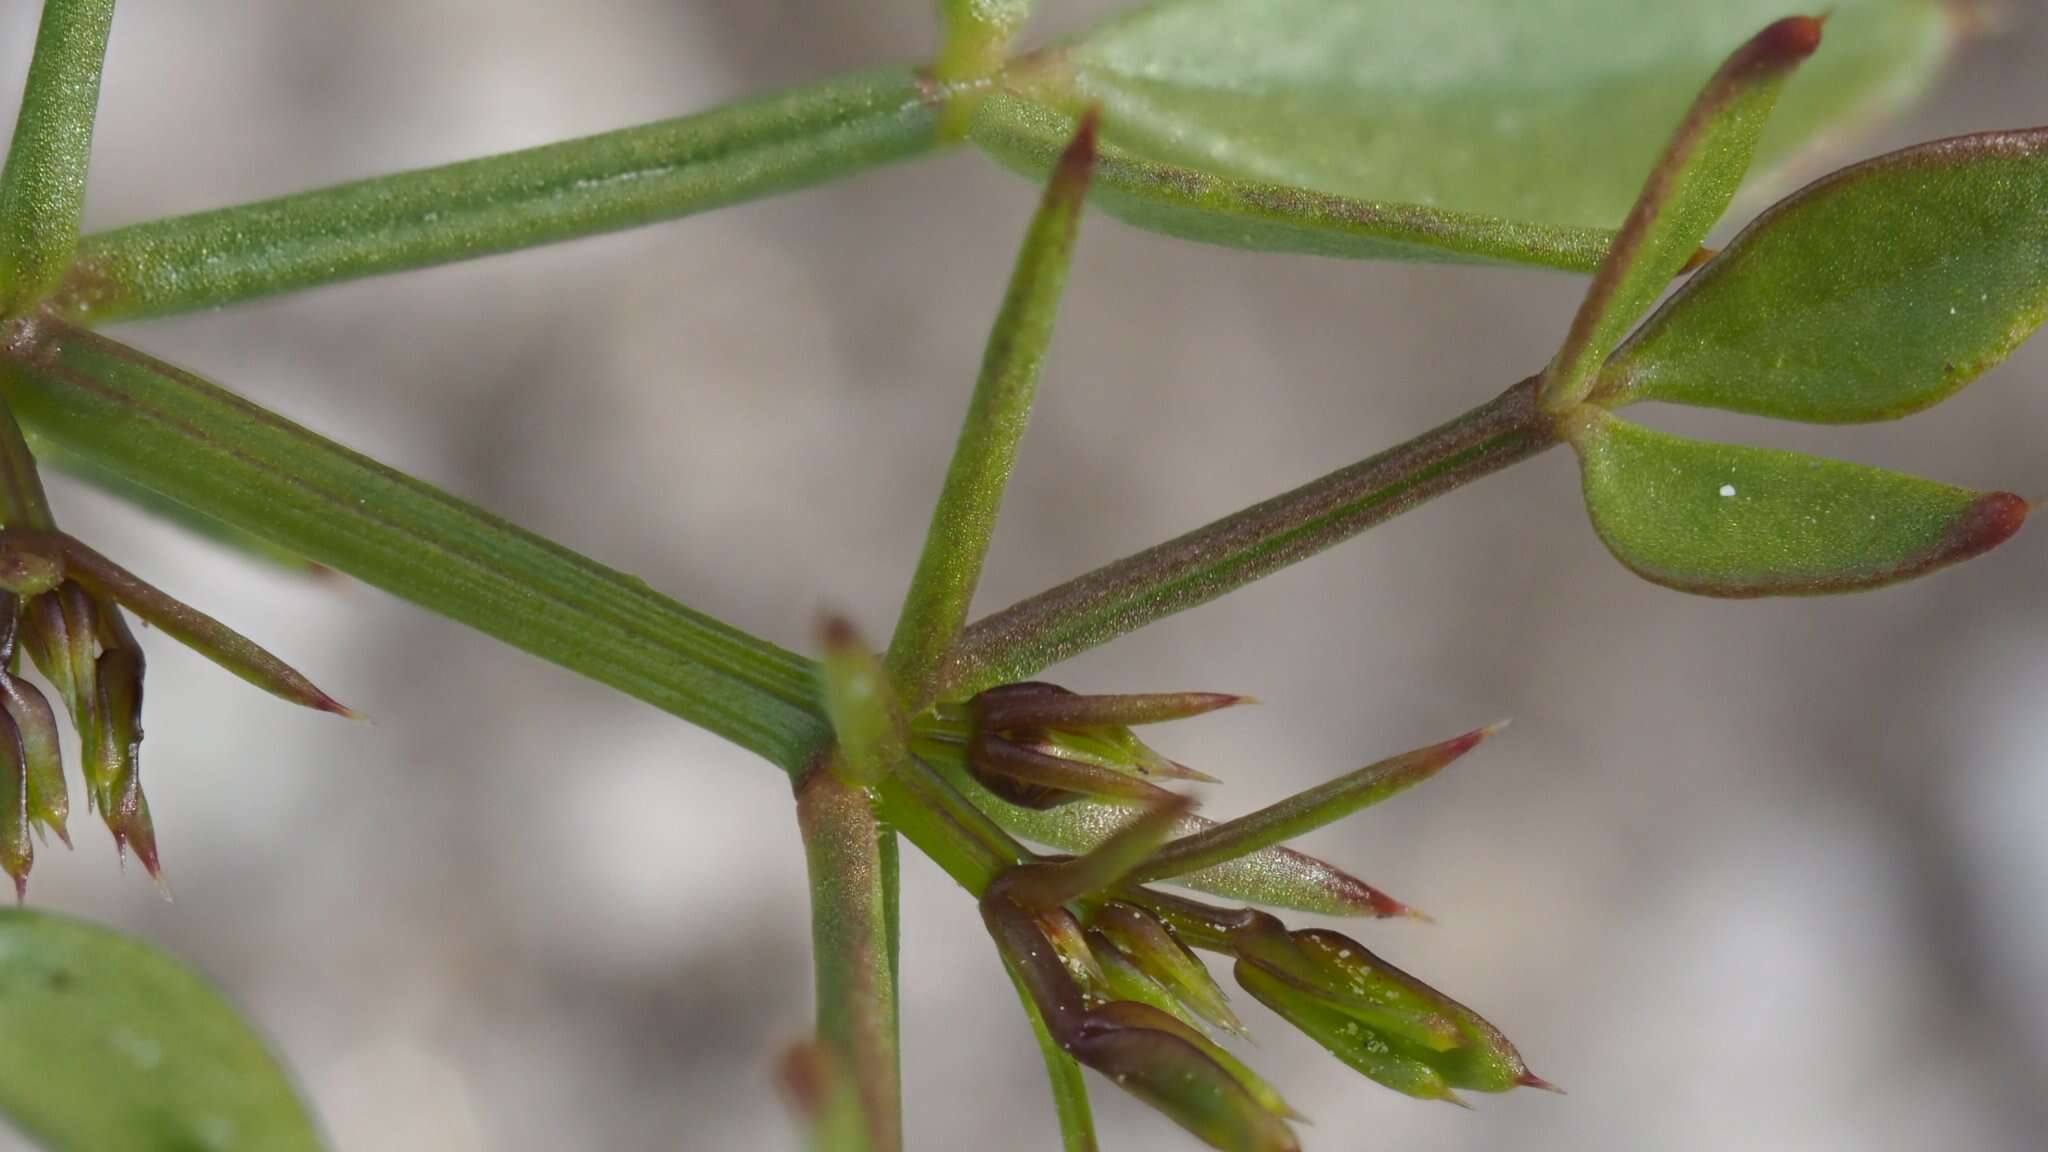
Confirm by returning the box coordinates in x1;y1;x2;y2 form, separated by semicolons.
940;376;1558;698
884;115;1094;710
1006;968;1100;1152
0;0;117;313
0;316;827;768
796;760;900;1152
53;67;949;324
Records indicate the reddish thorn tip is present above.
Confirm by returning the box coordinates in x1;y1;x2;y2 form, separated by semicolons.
1758;15;1826;61
1518;1072;1566;1095
1681;245;1720;274
319;694;364;720
11;874;24;904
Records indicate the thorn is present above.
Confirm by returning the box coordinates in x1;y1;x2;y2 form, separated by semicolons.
1399;904;1439;926
1679;245;1719;273
11;873;24;904
1518;1071;1566;1095
1440;1090;1475;1111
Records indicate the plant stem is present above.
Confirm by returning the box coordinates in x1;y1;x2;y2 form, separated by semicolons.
0;0;117;314
796;760;901;1152
53;67;950;324
884;115;1093;711
1007;968;1100;1152
940;376;1558;698
0;315;828;768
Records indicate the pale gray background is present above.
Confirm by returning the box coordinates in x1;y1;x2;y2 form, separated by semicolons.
5;2;2048;1150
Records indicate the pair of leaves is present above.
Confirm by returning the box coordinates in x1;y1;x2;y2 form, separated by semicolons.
972;0;1951;269
1525;19;2041;597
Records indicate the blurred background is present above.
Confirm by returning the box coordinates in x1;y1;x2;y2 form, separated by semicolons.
4;2;2047;1149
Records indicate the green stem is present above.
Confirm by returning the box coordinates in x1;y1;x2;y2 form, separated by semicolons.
0;0;117;314
0;315;827;768
1007;968;1100;1152
796;761;901;1152
53;67;950;324
940;376;1558;697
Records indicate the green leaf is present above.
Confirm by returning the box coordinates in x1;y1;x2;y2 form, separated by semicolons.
885;118;1093;709
0;0;117;311
1568;409;2028;596
970;93;1613;271
58;68;945;324
1600;129;2048;422
37;443;323;572
925;750;1422;918
997;793;1191;909
1008;0;1945;237
1539;16;1822;412
0;909;323;1152
0;319;829;770
1133;724;1498;885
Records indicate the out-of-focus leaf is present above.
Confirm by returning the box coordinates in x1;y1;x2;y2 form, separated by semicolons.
1601;129;2048;422
1569;409;2027;596
974;0;1951;267
1540;16;1821;411
0;909;324;1152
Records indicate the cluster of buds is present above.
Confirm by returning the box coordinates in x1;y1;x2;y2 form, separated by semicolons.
0;408;346;898
934;678;1537;1150
920;681;1237;810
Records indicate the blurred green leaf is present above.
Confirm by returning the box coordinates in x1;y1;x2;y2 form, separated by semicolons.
1569;409;2028;596
0;909;323;1152
1540;16;1820;411
1602;129;2048;422
974;0;1949;267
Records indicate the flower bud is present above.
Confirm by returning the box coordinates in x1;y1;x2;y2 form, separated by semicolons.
984;887;1300;1151
0;713;31;900
1094;900;1244;1038
1231;918;1547;1100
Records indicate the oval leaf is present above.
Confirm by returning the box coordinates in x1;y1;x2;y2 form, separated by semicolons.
0;909;324;1152
1570;410;2027;596
1602;129;2048;422
975;0;1951;267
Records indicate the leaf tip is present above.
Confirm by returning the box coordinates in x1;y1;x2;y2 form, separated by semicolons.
1517;1071;1566;1095
1947;490;2030;563
817;612;862;653
1050;106;1101;201
1752;14;1827;67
